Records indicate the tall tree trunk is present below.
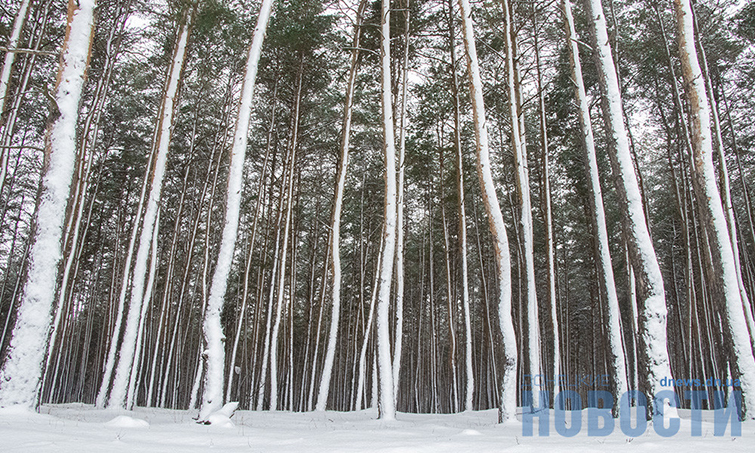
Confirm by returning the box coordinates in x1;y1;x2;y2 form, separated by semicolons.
457;0;517;423
392;0;410;406
563;0;628;410
447;0;474;411
269;59;304;413
584;0;674;417
689;3;755;343
502;0;541;408
673;0;755;418
316;0;367;412
0;0;96;408
108;12;191;409
43;1;131;399
226;76;278;405
535;4;561;401
375;0;397;421
198;0;274;421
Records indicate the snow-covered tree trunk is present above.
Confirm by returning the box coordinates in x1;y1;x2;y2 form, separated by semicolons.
107;14;191;409
562;0;627;408
392;0;410;405
457;0;517;423
316;0;366;412
375;0;397;420
535;5;560;400
0;0;96;408
689;5;755;343
501;0;541;408
126;209;160;409
42;3;130;402
198;0;274;421
447;0;473;411
673;0;755;418
584;0;673;417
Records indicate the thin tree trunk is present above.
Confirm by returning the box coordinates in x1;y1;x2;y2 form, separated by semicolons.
108;12;191;409
534;4;561;401
690;4;755;343
316;0;367;412
446;0;474;411
269;59;304;413
563;0;628;410
502;0;541;408
392;0;410;406
457;0;517;423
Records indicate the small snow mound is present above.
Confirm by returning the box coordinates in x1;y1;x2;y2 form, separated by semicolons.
460;429;482;436
199;402;238;427
206;412;235;428
105;415;149;429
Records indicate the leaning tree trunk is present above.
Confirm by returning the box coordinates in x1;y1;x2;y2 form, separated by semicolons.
375;0;397;421
108;12;192;409
0;0;96;408
457;0;517;423
584;0;675;418
689;2;755;344
563;0;628;410
673;0;755;418
198;0;274;421
316;0;367;412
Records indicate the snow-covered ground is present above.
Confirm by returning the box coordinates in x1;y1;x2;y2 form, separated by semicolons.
0;404;751;452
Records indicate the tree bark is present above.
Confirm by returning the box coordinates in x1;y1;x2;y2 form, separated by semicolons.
199;0;274;421
375;0;397;420
563;0;628;410
457;0;517;423
584;0;674;417
316;0;367;412
673;0;755;418
108;12;192;409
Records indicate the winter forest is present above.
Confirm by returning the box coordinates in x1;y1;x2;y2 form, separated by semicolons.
1;0;755;437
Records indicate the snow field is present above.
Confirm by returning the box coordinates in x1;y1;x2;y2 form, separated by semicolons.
0;405;751;452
